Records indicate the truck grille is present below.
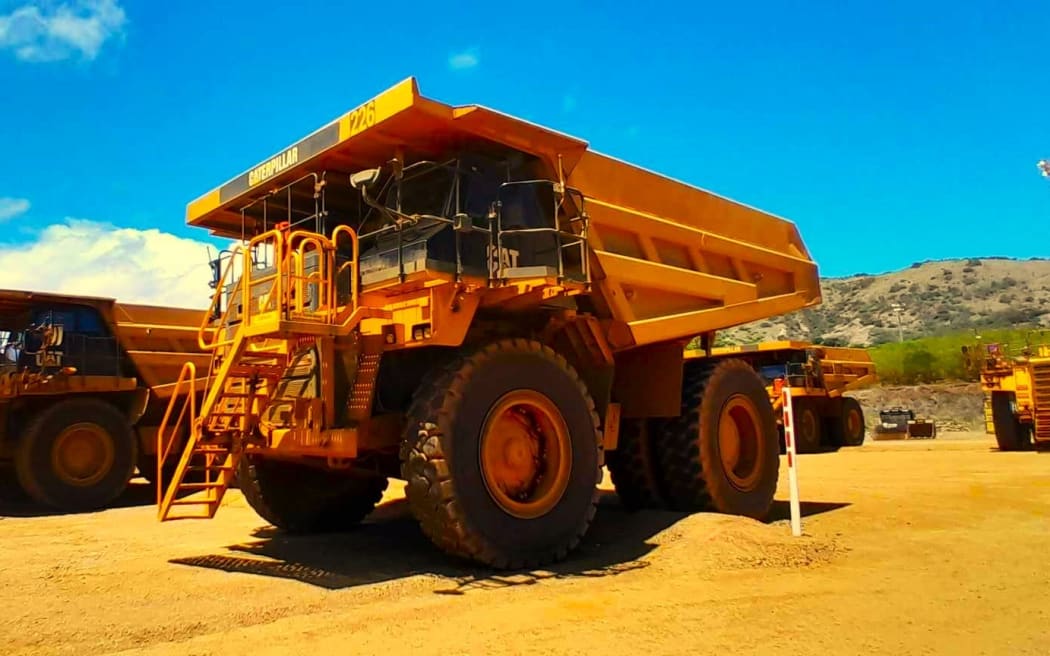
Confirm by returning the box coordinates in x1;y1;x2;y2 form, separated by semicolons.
1033;363;1050;442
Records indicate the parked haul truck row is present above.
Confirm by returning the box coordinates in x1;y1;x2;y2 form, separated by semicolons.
1;290;209;511
691;341;877;453
155;77;824;569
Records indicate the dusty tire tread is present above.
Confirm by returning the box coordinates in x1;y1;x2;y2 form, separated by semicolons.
656;361;714;511
607;418;669;510
400;338;602;569
15;397;137;511
656;358;779;518
239;458;388;533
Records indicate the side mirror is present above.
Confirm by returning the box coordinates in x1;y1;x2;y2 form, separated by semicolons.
349;168;381;191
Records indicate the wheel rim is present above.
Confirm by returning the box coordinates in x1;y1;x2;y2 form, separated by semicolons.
847;409;862;439
717;395;763;491
50;423;115;487
479;390;573;519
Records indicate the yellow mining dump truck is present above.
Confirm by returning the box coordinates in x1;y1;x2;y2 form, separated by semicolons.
685;341;876;453
0;289;209;510
156;77;821;568
965;340;1050;451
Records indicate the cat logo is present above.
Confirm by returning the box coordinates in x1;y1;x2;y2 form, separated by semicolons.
248;146;299;187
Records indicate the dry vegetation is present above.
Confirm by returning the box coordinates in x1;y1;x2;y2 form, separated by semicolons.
723;257;1050;347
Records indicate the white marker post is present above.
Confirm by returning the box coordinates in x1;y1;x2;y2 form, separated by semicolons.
781;386;802;537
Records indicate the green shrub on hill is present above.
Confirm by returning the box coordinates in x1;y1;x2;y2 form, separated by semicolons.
870;328;1050;384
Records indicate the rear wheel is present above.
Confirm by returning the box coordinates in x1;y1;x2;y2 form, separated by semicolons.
657;359;780;519
15;398;137;511
839;397;866;447
792;398;822;453
238;457;388;533
401;339;602;569
991;392;1031;451
606;418;668;510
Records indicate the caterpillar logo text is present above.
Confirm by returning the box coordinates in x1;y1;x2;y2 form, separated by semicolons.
248;147;299;187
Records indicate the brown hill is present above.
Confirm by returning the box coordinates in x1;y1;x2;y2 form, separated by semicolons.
721;257;1050;347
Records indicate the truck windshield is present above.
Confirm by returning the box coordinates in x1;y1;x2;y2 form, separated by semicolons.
1;330;19;365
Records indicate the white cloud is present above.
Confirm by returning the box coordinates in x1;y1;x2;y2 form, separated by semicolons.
0;219;220;309
0;0;127;63
447;48;479;71
0;197;30;222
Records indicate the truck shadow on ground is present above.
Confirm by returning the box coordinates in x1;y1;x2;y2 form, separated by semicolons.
168;492;851;594
0;478;155;517
0;474;202;518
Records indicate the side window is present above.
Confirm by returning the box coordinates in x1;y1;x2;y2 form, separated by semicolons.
33;308;76;330
30;306;108;337
74;308;105;337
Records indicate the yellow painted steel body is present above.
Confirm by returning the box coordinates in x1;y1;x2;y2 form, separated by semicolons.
158;77;825;521
187;77;820;352
0;289;210;403
974;341;1050;446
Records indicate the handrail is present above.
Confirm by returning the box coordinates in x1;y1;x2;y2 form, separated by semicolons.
289;234;330;320
199;245;244;350
332;225;360;312
243;229;286;326
156;361;196;512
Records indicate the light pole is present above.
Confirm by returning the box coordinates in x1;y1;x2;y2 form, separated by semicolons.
891;303;904;343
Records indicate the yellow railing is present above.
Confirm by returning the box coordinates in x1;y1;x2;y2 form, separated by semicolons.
332;225;360;316
286;231;335;323
198;245;244;351
155;361;196;514
197;225;362;353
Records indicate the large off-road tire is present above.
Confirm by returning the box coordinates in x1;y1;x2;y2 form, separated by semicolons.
400;339;602;569
657;358;780;519
991;392;1031;452
792;398;822;454
839;397;866;447
15;397;138;511
606;418;668;510
238;457;388;533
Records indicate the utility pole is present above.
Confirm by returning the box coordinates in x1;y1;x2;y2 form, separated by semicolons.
891;303;904;343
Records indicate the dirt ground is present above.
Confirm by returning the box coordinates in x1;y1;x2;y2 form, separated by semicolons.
1;432;1048;656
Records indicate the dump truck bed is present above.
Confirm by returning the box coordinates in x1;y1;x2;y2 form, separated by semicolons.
110;302;210;398
691;340;877;394
0;289;209;399
186;77;821;349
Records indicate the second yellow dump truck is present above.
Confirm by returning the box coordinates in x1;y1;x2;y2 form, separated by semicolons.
0;289;209;511
687;341;877;453
966;339;1050;451
157;77;823;568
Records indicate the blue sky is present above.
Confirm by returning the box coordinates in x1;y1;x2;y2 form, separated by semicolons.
0;1;1048;305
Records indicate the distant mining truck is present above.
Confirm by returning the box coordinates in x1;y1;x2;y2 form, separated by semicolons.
155;77;824;569
687;341;877;453
0;290;209;511
965;339;1050;451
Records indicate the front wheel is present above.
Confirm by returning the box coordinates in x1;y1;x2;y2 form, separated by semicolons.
839;397;866;447
15;398;138;511
401;339;602;569
991;392;1030;451
792;398;822;453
